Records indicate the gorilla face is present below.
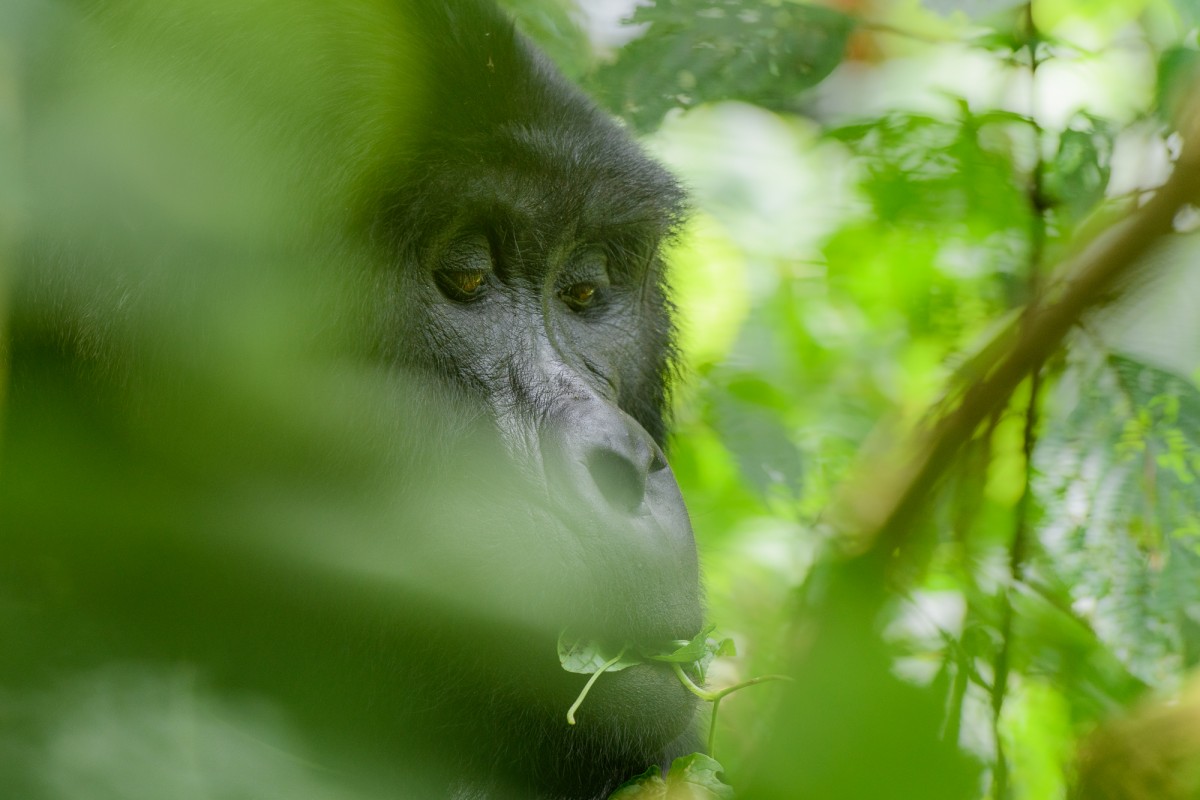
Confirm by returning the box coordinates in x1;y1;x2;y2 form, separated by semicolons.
372;4;705;790
1;1;704;799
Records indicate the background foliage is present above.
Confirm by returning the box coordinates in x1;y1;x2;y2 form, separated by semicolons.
530;0;1200;797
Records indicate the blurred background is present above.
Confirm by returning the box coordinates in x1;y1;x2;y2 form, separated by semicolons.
4;0;1200;798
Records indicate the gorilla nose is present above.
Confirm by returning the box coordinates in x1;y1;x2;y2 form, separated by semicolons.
544;400;664;516
584;427;666;514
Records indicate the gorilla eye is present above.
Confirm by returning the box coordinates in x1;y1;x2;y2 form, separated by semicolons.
433;235;493;303
435;269;488;302
560;282;597;311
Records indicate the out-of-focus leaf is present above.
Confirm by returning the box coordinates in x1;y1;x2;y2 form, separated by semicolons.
1045;115;1115;224
1173;0;1200;27
829;110;1030;240
589;0;853;132
1034;352;1200;688
744;562;980;800
1007;582;1148;716
1033;0;1150;38
609;753;735;799
497;0;591;80
926;0;1027;24
1002;681;1073;800
1157;46;1200;125
709;375;805;500
667;216;751;369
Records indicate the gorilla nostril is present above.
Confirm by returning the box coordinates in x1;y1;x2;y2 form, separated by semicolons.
586;449;646;514
649;446;668;474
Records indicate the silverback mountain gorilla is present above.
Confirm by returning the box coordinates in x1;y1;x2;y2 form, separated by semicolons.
1;1;702;799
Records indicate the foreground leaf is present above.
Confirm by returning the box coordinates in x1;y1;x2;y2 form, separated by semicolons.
557;633;641;674
647;624;718;664
609;754;735;799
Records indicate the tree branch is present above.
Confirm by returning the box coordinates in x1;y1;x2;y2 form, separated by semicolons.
829;104;1200;562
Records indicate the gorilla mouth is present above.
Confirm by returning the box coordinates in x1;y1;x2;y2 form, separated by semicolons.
557;628;712;672
556;626;714;732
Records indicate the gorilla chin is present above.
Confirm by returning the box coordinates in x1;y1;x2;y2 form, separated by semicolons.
566;664;699;751
533;664;700;797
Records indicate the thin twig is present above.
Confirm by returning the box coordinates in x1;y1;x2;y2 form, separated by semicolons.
993;13;1050;797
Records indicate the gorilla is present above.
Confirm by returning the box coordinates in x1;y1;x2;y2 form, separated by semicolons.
0;2;702;799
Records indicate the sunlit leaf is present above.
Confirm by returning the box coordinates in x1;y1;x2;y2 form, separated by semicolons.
609;754;735;799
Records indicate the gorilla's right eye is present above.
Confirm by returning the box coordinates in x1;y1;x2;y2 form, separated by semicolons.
435;269;488;302
434;236;492;302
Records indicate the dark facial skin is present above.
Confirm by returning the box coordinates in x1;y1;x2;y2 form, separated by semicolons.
0;2;704;799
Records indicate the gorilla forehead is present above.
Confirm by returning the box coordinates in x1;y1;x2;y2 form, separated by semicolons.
409;135;683;257
493;122;685;232
397;1;685;247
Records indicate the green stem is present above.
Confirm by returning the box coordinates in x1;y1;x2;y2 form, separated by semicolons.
710;673;792;702
566;647;628;725
670;662;717;701
708;696;722;759
669;663;793;758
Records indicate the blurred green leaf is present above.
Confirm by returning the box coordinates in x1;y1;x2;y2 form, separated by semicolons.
1045;115;1115;224
1033;353;1200;688
609;753;735;799
709;376;805;500
589;0;853;132
1157;46;1200;124
744;563;980;800
498;0;592;80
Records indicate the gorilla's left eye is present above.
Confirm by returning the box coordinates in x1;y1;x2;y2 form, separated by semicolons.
434;235;492;303
560;282;597;310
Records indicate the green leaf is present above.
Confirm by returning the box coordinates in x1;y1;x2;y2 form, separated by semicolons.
497;0;593;81
695;635;736;683
557;633;642;674
1157;46;1200;125
665;754;736;799
1032;352;1200;689
608;754;735;799
1044;115;1114;224
609;765;664;799
588;0;853;132
709;376;804;500
647;624;717;664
